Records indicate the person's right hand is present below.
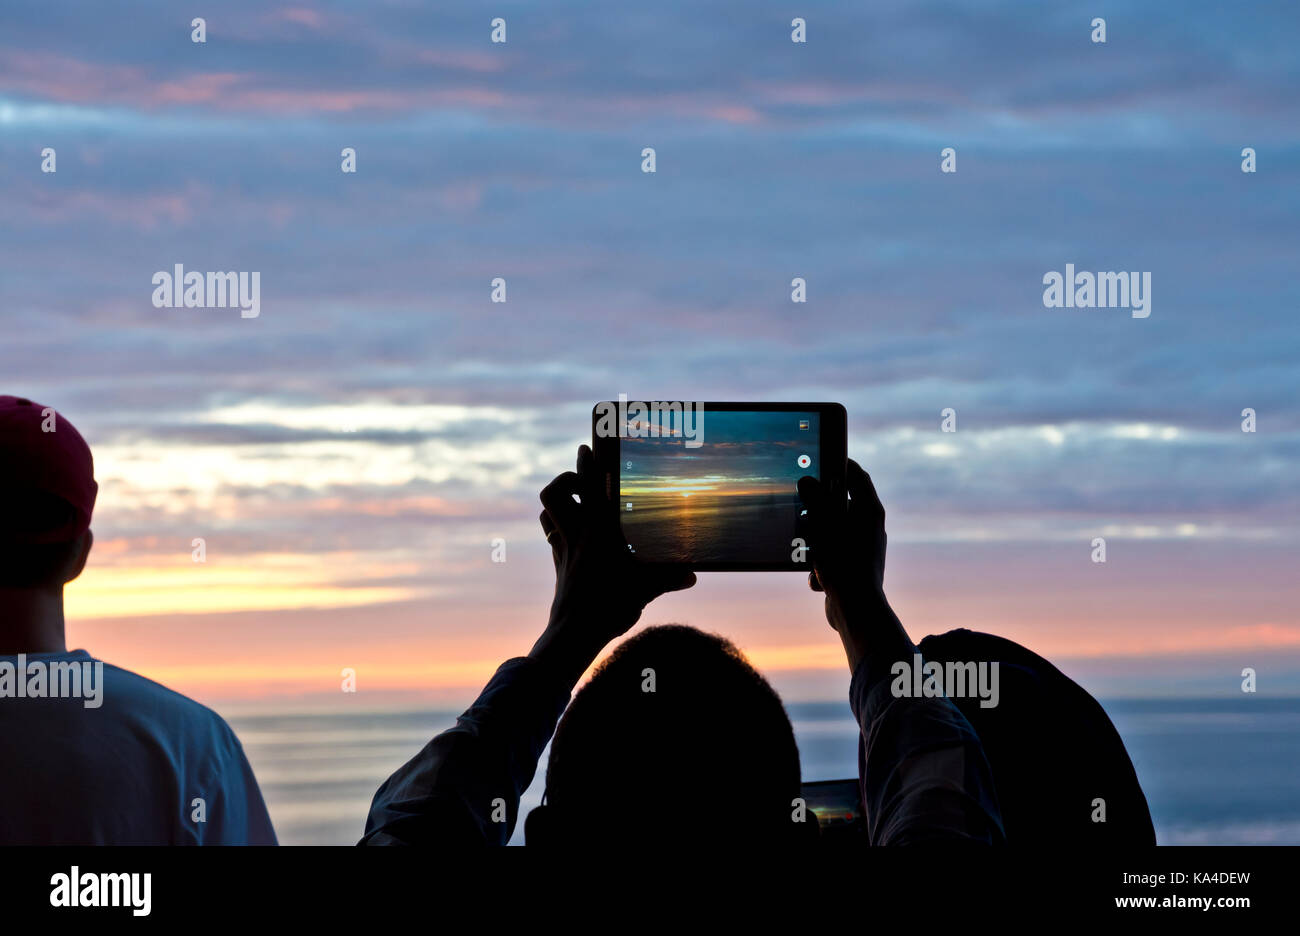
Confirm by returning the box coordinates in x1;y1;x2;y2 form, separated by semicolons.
797;459;913;675
530;445;695;688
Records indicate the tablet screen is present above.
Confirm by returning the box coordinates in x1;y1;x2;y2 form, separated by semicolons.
616;407;822;566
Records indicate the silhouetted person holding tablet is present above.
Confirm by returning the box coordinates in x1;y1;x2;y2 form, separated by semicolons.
800;461;1153;845
914;629;1155;845
362;446;1005;845
0;396;277;845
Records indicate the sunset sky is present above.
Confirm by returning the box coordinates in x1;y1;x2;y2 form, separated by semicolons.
2;1;1298;710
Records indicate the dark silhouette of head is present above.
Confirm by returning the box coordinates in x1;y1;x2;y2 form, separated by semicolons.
0;491;92;591
0;395;97;596
527;625;808;846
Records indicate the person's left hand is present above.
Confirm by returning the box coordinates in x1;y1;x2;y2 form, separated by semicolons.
529;444;696;685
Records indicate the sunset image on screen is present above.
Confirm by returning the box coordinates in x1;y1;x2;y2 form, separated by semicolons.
619;410;820;564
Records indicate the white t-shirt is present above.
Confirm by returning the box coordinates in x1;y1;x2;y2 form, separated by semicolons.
0;649;277;845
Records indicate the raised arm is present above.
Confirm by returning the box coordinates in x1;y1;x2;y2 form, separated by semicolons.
798;460;1004;845
361;445;694;846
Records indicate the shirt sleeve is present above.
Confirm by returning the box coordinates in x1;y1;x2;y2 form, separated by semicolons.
359;657;572;846
850;652;1004;846
199;726;278;845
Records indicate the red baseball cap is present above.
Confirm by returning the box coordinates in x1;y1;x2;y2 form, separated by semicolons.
0;395;98;544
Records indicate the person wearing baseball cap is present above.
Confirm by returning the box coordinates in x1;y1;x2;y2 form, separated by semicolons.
0;396;277;845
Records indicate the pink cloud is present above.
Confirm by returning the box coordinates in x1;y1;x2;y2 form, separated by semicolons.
274;7;326;30
417;49;506;75
438;182;485;212
709;105;763;124
1;49;778;125
24;185;203;229
152;73;244;105
0;51;148;102
0;50;509;115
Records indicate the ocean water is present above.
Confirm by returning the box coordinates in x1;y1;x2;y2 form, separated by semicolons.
622;491;803;564
226;696;1300;846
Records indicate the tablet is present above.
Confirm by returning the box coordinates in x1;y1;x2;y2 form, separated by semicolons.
591;400;846;571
